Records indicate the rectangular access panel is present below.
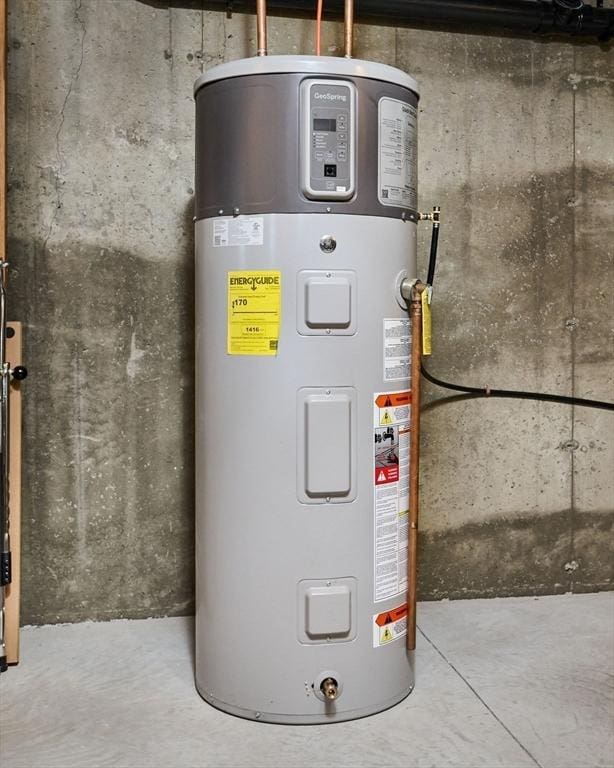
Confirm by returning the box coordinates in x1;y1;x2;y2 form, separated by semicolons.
297;270;357;336
297;387;357;504
297;577;358;645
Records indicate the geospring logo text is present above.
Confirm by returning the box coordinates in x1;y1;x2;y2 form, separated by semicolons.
314;92;347;102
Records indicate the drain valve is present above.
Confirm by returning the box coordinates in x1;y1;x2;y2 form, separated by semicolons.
320;677;339;701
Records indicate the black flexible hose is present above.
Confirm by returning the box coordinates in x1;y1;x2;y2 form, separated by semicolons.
419;207;614;412
421;363;614;412
426;224;439;288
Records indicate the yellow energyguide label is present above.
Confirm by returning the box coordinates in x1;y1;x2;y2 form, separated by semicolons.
421;290;432;356
227;271;281;356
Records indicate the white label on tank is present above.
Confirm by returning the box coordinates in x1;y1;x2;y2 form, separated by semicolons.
213;217;264;247
372;603;408;647
373;391;410;603
378;98;417;209
383;318;411;382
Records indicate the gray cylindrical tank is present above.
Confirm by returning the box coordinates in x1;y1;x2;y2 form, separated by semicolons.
194;55;419;724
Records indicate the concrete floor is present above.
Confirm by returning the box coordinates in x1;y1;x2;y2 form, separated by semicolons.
1;594;612;768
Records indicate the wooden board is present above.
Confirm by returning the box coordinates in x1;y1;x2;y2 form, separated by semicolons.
5;322;22;664
1;0;5;264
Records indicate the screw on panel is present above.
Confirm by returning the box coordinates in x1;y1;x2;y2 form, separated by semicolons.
326;497;331;503
218;209;224;215
233;207;240;216
255;712;261;719
326;329;331;335
326;206;332;213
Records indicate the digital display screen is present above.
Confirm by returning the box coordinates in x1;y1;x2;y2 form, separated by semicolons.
313;118;337;132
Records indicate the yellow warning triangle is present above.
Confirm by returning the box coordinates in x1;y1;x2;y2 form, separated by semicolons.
380;409;393;425
382;627;393;643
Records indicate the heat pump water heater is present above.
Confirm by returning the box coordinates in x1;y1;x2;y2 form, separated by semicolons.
194;55;419;723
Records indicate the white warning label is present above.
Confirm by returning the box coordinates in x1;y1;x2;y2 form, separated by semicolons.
373;603;408;648
384;317;411;382
378;97;417;209
373;390;410;603
213;217;264;247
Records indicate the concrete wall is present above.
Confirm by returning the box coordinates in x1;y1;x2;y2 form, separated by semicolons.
6;0;613;624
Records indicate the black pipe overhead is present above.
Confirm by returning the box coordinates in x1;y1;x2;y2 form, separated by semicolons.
201;0;614;43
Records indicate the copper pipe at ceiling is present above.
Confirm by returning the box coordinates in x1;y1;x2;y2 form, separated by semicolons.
256;0;268;56
344;0;354;57
316;0;323;55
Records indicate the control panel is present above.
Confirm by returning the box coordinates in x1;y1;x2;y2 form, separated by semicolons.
300;79;356;201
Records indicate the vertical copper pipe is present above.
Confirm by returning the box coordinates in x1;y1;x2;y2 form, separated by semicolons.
344;0;354;58
315;0;323;56
256;0;267;56
406;287;423;651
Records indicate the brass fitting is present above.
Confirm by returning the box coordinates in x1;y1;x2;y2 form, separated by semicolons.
419;205;441;225
320;677;339;701
400;278;427;302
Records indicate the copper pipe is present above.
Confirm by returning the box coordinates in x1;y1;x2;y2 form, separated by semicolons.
256;0;267;56
315;0;323;56
407;283;425;651
344;0;354;58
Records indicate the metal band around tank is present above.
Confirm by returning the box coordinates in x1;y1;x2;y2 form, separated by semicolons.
195;71;419;221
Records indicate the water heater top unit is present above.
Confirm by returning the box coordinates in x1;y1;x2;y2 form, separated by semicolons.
193;56;419;221
194;55;420;724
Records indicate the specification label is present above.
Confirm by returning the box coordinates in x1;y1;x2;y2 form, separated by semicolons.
378;98;417;209
214;217;264;247
383;318;410;382
227;271;281;356
373;390;410;603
